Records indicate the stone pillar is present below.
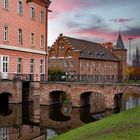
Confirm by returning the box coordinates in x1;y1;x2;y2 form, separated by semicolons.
90;92;106;114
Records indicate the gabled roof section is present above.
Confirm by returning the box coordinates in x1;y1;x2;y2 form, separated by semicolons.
26;0;51;8
63;36;118;61
115;33;126;50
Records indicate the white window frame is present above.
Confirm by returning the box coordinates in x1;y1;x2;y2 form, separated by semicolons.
18;0;22;15
17;57;22;74
31;6;35;19
30;33;34;46
40;60;44;74
0;127;9;140
40;11;44;23
40;34;44;48
30;59;34;74
18;29;22;45
3;0;9;10
3;25;8;41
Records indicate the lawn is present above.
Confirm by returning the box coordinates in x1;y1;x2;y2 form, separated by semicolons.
49;105;140;140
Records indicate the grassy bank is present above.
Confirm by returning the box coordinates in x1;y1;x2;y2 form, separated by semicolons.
49;106;140;140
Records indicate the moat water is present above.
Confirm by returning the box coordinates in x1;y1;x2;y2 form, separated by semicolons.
0;92;140;140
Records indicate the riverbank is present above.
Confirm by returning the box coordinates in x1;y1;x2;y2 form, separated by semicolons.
49;105;140;140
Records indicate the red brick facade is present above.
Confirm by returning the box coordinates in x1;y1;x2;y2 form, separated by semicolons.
0;0;50;80
49;34;127;77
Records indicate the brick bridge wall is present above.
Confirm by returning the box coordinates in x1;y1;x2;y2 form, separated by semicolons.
0;81;22;103
0;81;140;110
30;82;140;110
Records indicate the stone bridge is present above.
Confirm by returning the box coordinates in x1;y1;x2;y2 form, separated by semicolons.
30;82;140;111
0;81;140;112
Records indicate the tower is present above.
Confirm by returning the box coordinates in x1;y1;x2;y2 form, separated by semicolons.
113;33;127;80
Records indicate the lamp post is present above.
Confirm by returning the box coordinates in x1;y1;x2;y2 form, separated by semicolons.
128;37;133;65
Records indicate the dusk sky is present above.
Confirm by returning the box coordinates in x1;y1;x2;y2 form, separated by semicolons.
48;0;140;54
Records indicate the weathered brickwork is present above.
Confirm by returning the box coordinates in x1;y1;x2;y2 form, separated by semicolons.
0;81;22;103
49;34;127;78
35;82;140;109
0;0;49;79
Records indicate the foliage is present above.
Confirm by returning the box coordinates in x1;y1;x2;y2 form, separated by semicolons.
49;105;140;140
48;61;66;81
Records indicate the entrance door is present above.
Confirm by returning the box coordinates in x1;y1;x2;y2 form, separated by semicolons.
1;56;9;79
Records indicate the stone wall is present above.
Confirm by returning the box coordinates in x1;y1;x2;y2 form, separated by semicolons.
0;81;22;103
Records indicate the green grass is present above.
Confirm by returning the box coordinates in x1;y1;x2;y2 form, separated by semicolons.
49;106;140;140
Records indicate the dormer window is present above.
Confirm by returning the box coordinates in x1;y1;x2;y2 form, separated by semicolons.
59;43;65;52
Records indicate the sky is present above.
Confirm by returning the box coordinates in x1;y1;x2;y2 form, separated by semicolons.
48;0;140;56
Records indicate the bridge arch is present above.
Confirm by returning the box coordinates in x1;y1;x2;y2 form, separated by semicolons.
0;92;12;116
0;92;12;104
114;93;123;110
80;92;92;106
49;90;71;105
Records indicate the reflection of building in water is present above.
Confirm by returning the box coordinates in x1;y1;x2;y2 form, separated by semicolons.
0;104;46;140
121;93;140;110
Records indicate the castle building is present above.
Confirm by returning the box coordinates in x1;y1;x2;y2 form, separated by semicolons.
0;0;51;80
48;33;127;80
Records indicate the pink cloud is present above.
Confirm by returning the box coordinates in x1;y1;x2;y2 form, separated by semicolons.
49;0;94;19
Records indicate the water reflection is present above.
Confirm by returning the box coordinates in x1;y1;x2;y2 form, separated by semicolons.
121;93;140;110
0;92;140;140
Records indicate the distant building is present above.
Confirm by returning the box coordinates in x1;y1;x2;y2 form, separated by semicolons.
0;0;51;80
48;33;127;79
132;47;140;67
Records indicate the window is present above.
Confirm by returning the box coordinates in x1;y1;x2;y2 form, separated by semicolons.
31;7;35;19
59;43;65;52
2;56;8;73
18;29;22;45
30;59;34;74
17;58;22;74
40;11;44;23
0;128;9;140
3;0;8;10
30;33;34;46
40;34;44;48
64;61;68;67
3;25;8;41
18;0;22;15
70;61;74;68
40;60;44;74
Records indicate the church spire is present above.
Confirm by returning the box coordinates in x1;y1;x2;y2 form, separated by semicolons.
115;33;126;50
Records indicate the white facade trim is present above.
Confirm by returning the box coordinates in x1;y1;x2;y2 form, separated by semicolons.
0;44;46;55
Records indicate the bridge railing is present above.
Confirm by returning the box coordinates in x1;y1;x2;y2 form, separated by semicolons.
0;73;140;83
47;74;124;83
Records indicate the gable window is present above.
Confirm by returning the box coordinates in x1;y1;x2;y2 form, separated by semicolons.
30;33;34;46
18;29;22;45
40;11;44;23
59;43;65;52
40;34;44;48
3;25;8;41
31;7;35;19
18;0;22;15
3;0;8;10
17;58;22;74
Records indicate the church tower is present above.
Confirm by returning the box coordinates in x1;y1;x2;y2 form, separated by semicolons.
113;33;127;80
